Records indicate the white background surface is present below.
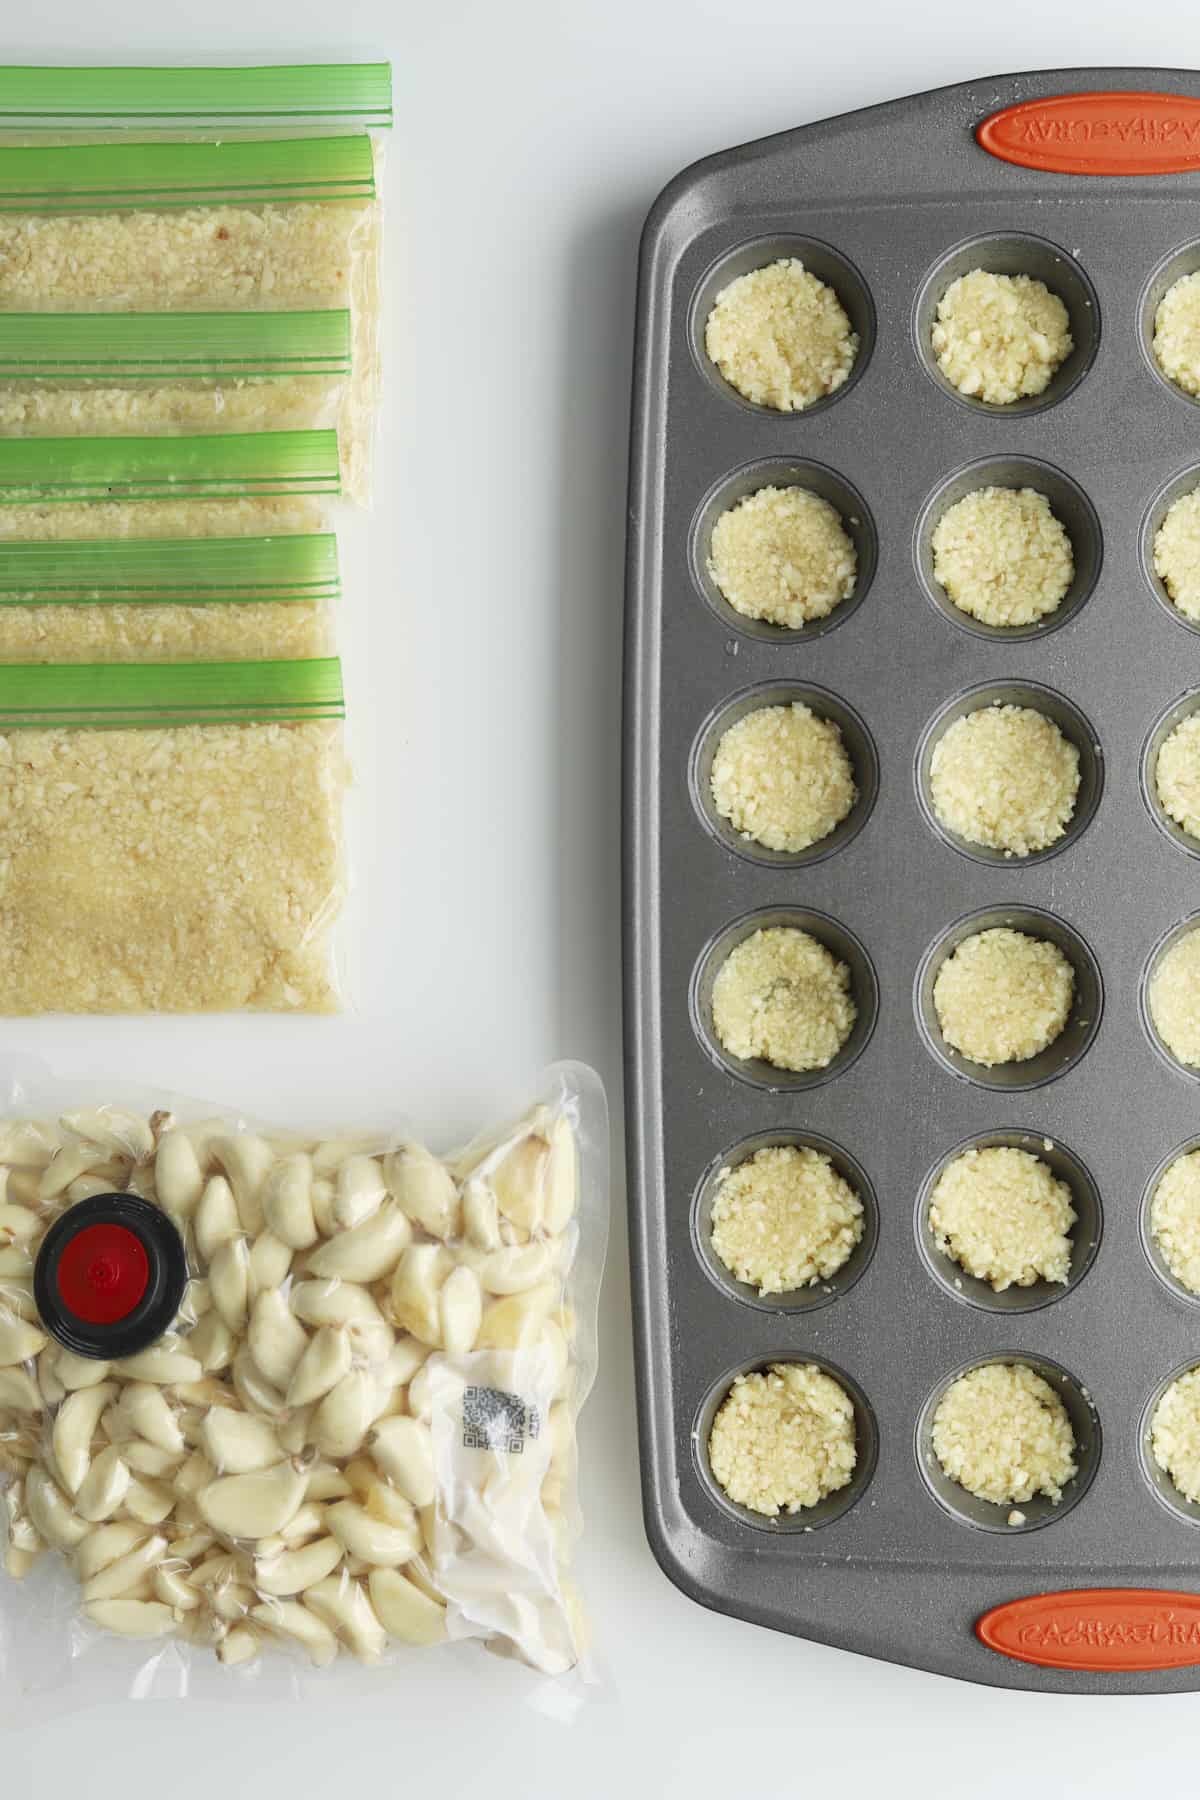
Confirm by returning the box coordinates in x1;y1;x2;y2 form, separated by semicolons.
4;0;1200;1792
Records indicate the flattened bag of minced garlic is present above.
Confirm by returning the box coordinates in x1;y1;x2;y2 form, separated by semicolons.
0;65;390;505
0;534;339;663
0;313;369;502
0;428;341;545
0;660;347;1014
0;1063;608;1692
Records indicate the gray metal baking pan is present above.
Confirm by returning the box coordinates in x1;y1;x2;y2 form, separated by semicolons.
624;67;1200;1693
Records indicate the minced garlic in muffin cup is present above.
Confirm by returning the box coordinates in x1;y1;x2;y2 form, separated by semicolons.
932;927;1074;1069
931;1362;1077;1508
707;485;856;630
704;259;858;412
930;486;1073;629
1153;488;1200;622
710;1144;864;1296
932;269;1072;405
707;1362;858;1516
1150;1366;1200;1505
929;703;1080;858
711;925;856;1074
710;701;856;854
1154;271;1200;398
1148;926;1200;1069
929;1145;1076;1293
1150;1149;1200;1296
1155;714;1200;841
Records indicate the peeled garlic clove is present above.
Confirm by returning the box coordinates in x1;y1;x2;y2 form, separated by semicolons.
3;1545;41;1579
310;1177;337;1238
231;1346;288;1421
53;1381;118;1493
26;1465;90;1549
215;1622;260;1665
490;1132;549;1236
154;1565;200;1611
254;1534;344;1596
286;1325;351;1409
290;1278;386;1331
81;1532;168;1602
209;1237;250;1334
311;1134;380;1175
119;1382;184;1454
276;1404;312;1455
326;1499;420;1568
154;1128;205;1219
478;1241;555;1295
39;1141;120;1201
85;1599;174;1639
389;1245;452;1346
211;1135;274;1237
63;1108;154;1163
369;1417;436;1507
439;1264;482;1355
368;1567;448;1645
200;1407;283;1476
122;1474;176;1526
76;1444;131;1522
252;1597;338;1666
194;1175;240;1265
198;1460;306;1539
386;1144;461;1239
461;1178;501;1250
248;1288;308;1392
74;1520;146;1582
0;1120;58;1168
305;1575;387;1663
304;1463;353;1502
311;1368;380;1459
333;1154;387;1230
306;1200;411;1282
279;1501;324;1544
186;1311;235;1375
122;1441;184;1479
262;1154;318;1250
0;1317;47;1366
55;1349;113;1391
0;1367;42;1413
114;1345;202;1385
0;1205;39;1247
248;1231;292;1295
476;1281;560;1350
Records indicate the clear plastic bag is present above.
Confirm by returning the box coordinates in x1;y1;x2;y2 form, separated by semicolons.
0;659;347;1014
0;65;391;505
0;1061;607;1705
0;429;339;542
0;533;340;663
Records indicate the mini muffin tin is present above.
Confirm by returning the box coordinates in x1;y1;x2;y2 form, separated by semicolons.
623;69;1200;1691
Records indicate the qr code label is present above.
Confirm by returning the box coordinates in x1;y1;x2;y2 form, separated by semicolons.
462;1384;541;1454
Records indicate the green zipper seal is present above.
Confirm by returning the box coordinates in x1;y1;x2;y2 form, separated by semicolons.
0;533;339;603
0;136;376;211
0;430;341;502
0;64;392;127
0;310;351;378
0;656;344;726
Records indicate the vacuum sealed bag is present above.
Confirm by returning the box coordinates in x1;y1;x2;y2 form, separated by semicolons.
0;659;347;1014
0;1062;607;1697
0;429;340;541
0;63;391;504
0;533;339;662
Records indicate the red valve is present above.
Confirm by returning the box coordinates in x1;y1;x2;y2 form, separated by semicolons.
55;1221;150;1326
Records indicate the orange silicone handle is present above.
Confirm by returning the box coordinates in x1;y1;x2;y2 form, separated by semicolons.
978;1588;1200;1672
978;91;1200;176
